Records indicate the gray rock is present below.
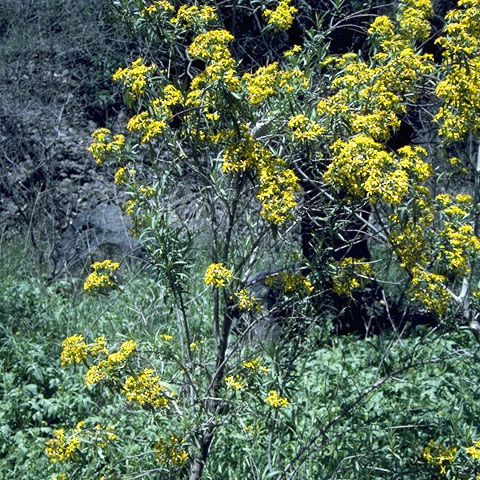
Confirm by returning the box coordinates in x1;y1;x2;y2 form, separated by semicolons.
52;203;141;279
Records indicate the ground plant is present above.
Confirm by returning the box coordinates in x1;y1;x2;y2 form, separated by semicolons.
3;0;480;479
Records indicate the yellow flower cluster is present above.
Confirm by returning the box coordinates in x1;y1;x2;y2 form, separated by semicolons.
390;220;430;270
60;335;108;366
185;29;240;108
114;167;128;185
222;128;260;172
436;193;451;206
242;358;270;374
124;199;137;216
257;159;301;224
127;111;166;143
257;162;300;225
155;436;189;466
327;137;431;206
242;62;308;105
409;266;451;315
284;45;301;57
161;84;184;111
50;474;66;480
222;127;301;224
264;389;289;408
89;336;108;356
397;146;432;182
83;259;120;295
266;272;314;294
435;60;480;141
204;262;234;287
123;368;169;408
368;15;395;38
325;135;405;204
114;167;136;185
288;114;325;141
225;374;245;390
437;222;480;275
397;0;433;41
45;427;81;463
139;185;156;197
170;5;217;28
434;0;480;140
421;440;457;475
263;0;297;30
112;58;155;99
60;334;88;365
188;29;234;62
87;128;125;165
242;63;279;105
319;0;433;165
332;258;374;296
85;339;136;386
455;193;473;205
466;440;480;459
141;0;175;17
319;48;431;142
232;288;259;311
190;340;203;351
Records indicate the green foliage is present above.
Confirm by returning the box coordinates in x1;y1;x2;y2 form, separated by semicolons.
3;237;480;478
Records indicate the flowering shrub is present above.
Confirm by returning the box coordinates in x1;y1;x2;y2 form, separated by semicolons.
46;0;480;478
83;260;120;295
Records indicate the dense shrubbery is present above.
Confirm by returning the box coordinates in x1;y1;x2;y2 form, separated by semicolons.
3;0;480;479
3;242;480;479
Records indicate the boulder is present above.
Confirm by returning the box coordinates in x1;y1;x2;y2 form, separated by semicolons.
52;203;141;279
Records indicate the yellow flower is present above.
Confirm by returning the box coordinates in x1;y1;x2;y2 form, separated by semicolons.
264;0;297;30
409;267;451;315
83;260;120;295
434;1;480;141
141;0;175;17
89;336;108;357
421;440;457;475
112;58;155;99
242;358;270;374
87;129;125;165
274;272;314;294
256;153;301;225
45;429;80;463
225;375;245;390
123;368;169;408
60;334;87;365
332;258;374;296
188;29;234;62
232;289;259;311
368;15;395;38
455;193;472;204
170;5;217;27
436;193;451;206
85;362;108;386
85;340;135;386
288;114;325;141
284;45;301;57
204;263;234;288
264;389;289;408
466;442;480;459
127;111;166;143
155;436;189;466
